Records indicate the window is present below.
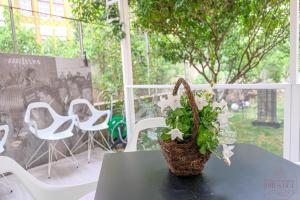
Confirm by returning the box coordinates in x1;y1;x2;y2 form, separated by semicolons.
22;23;35;31
54;26;67;39
40;25;53;37
19;0;32;16
38;0;50;18
53;0;64;3
53;0;64;17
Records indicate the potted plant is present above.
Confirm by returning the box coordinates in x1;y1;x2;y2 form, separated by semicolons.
157;78;235;176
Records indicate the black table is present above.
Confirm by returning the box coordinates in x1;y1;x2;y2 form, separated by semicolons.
95;144;300;200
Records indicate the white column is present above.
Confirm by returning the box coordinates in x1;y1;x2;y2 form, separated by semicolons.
289;0;300;162
290;0;299;83
289;85;300;162
283;85;291;159
118;0;135;141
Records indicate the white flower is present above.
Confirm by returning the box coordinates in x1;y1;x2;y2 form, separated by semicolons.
212;99;227;110
219;130;237;145
222;144;235;166
157;94;182;112
167;128;184;140
206;87;214;95
212;121;220;129
195;96;208;110
167;94;182;110
157;96;169;112
217;113;228;129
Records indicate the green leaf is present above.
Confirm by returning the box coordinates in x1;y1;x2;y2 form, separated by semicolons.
200;145;207;154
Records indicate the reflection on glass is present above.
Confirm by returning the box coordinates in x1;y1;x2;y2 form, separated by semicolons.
134;88;283;157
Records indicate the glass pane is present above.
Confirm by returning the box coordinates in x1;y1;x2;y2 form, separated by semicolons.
13;7;40;55
40;18;80;58
0;6;14;53
19;0;32;16
131;30;185;85
82;22;124;102
133;88;284;157
131;1;289;84
12;5;80;57
53;3;64;17
38;0;50;18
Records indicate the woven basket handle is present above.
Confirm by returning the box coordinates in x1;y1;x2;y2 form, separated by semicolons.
172;78;199;142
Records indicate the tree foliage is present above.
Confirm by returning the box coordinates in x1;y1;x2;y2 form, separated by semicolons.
70;0;289;84
0;8;40;54
0;7;80;58
69;0;185;97
132;0;289;84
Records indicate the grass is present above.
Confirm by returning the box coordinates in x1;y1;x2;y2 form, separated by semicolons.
138;93;284;157
228;96;284;157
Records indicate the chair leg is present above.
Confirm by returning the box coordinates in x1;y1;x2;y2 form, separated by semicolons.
70;132;86;153
91;137;95;150
48;142;54;179
62;140;79;168
26;141;47;169
88;133;92;163
91;131;112;152
71;138;88;154
98;130;112;151
54;149;58;162
53;140;79;169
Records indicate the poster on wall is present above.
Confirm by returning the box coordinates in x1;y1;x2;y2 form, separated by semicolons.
0;53;92;167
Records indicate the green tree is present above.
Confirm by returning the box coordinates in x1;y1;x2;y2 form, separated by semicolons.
69;0;185;98
41;36;80;58
132;0;289;84
69;0;289;85
82;23;124;97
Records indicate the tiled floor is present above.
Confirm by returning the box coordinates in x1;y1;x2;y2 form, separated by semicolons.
0;148;106;200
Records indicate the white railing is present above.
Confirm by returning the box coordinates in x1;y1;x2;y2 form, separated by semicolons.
127;83;289;90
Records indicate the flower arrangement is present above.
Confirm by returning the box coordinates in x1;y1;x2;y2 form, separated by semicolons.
157;79;235;175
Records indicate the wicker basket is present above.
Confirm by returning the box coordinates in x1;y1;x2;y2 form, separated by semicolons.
159;78;211;176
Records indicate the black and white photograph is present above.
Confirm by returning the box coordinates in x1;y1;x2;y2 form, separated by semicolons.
0;53;93;167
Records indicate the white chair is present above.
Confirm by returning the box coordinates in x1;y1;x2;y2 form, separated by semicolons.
0;125;12;193
68;99;111;163
125;117;167;152
24;102;79;178
0;156;97;200
0;125;9;154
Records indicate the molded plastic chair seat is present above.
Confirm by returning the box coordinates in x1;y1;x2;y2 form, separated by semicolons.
0;125;12;193
0;125;9;154
24;102;79;178
36;130;74;141
0;146;4;153
25;103;78;141
73;103;110;132
68;99;111;162
78;121;109;132
0;156;97;200
125;117;167;152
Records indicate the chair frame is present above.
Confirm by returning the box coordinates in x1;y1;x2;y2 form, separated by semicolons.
24;102;79;178
68;99;112;163
0;125;12;193
125;117;167;152
0;156;97;200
